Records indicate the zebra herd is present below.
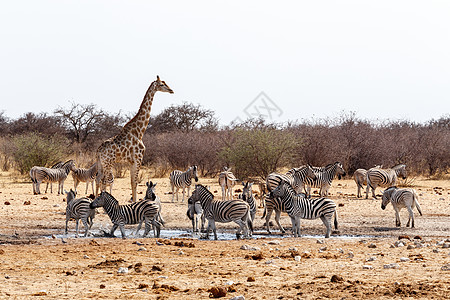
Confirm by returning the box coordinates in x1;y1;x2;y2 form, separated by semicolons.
30;160;422;239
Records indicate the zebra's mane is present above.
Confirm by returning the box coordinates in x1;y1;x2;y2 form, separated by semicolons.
100;191;118;204
196;184;214;199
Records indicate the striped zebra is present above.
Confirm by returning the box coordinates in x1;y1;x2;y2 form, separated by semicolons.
30;160;75;195
239;181;257;224
353;165;382;198
365;164;407;199
187;195;205;233
169;165;199;202
44;161;64;194
263;165;317;233
218;166;239;200
72;162;98;195
381;186;422;228
90;191;161;239
64;189;96;237
144;181;165;236
266;165;316;194
304;162;346;197
190;184;252;240
270;181;338;238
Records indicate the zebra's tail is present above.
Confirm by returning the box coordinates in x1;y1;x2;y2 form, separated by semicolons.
261;205;267;219
29;168;37;184
413;190;423;216
186;207;193;220
334;210;339;230
244;209;253;233
158;211;165;226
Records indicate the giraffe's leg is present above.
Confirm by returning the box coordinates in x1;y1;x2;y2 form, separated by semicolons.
130;162;139;202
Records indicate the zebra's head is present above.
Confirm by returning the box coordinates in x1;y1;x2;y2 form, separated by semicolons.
305;164;317;180
65;189;76;203
270;181;291;199
63;160;76;171
395;164;407;179
381;186;397;210
191;165;199;182
145;181;157;201
241;181;253;201
155;75;174;94
191;184;213;204
90;192;116;209
335;162;346;179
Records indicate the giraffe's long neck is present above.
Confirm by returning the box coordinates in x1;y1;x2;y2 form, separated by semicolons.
122;81;157;140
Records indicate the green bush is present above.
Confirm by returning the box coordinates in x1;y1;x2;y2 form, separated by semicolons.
220;128;300;180
11;132;70;175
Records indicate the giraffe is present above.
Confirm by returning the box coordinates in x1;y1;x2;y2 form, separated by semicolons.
96;75;174;202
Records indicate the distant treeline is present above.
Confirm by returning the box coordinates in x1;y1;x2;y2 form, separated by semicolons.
0;102;448;179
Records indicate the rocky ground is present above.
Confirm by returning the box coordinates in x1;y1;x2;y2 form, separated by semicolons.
0;172;449;299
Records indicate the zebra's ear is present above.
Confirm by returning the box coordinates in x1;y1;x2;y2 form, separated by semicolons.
249;182;253;187
153;182;157;187
242;181;245;186
146;181;150;187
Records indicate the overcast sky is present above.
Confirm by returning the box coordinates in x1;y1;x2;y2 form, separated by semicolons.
1;1;449;125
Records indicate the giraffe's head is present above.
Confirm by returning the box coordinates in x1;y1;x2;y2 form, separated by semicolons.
155;75;174;94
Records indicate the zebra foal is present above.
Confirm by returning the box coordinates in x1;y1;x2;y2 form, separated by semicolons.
239;181;257;223
90;192;161;239
72;162;98;195
64;189;96;237
218;166;239;200
144;181;165;236
187;195;205;233
190;184;252;240
30;160;75;195
365;164;407;199
304;162;346;197
270;181;338;238
381;186;422;228
169;165;199;202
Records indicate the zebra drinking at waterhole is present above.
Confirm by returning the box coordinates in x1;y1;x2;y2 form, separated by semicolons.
190;184;252;240
90;192;161;239
270;181;338;238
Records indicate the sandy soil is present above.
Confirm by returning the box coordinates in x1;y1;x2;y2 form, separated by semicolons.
0;172;449;299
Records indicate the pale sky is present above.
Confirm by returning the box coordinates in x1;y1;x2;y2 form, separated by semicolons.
1;1;449;125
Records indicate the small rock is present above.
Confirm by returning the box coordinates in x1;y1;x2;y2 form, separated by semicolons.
399;257;410;262
225;281;235;286
294;256;301;262
247;276;255;282
330;275;343;282
208;286;227;298
53;204;60;207
383;263;400;269
4;201;10;205
337;248;344;254
265;260;273;264
23;201;31;205
156;241;164;246
407;245;415;250
442;264;450;271
240;244;250;250
368;243;377;248
316;239;324;244
442;243;450;249
394;241;405;247
398;235;410;240
366;256;376;262
413;235;422;240
138;247;147;251
432;249;439;253
289;247;298;251
230;296;245;300
118;267;129;274
83;255;90;259
362;265;373;269
178;250;185;255
346;252;354;259
268;240;280;245
319;247;327;252
157;275;168;279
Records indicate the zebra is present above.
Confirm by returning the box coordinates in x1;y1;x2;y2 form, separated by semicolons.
44;161;64;194
381;186;422;228
64;189;96;237
144;181;165;236
365;164;407;199
186;195;205;233
353;165;382;198
30;160;75;195
239;181;257;224
263;165;317;233
169;165;199;202
72;162;98;195
89;191;161;239
266;165;316;194
270;181;338;238
218;166;239;200
304;162;346;197
190;184;252;240
95;165;114;196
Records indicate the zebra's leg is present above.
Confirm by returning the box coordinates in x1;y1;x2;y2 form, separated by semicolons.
91;181;95;195
200;213;206;233
394;207;401;227
306;186;312;198
233;219;246;239
75;219;80;238
182;186;186;203
264;207;273;234
289;216;297;237
274;210;286;234
85;181;89;195
365;184;370;199
119;225;127;239
65;215;70;235
135;220;143;237
110;224;118;237
203;219;212;239
320;215;332;238
406;206;415;228
210;220;218;240
82;218;90;237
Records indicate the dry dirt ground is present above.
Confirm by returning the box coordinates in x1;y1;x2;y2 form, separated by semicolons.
0;172;449;299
